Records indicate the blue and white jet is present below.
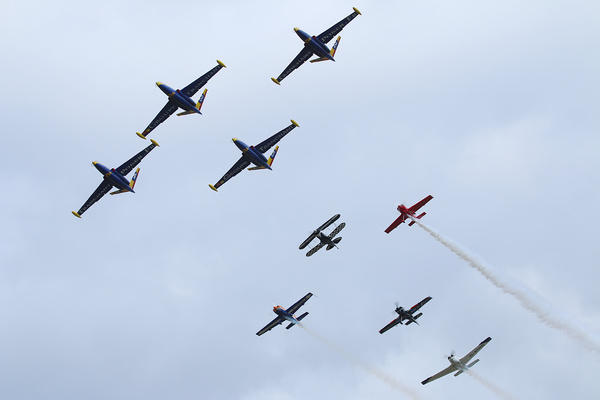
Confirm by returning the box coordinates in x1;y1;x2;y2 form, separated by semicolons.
72;140;159;218
209;120;299;191
271;7;361;85
137;60;226;139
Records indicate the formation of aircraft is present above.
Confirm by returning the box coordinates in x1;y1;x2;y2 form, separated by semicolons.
271;7;362;85
299;214;346;257
72;140;160;218
256;293;313;336
379;296;432;334
421;337;492;385
136;60;226;139
209;120;299;192
385;195;433;233
71;6;500;390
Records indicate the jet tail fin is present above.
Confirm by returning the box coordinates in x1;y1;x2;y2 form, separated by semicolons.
177;88;207;116
248;146;279;171
408;212;426;226
110;168;140;195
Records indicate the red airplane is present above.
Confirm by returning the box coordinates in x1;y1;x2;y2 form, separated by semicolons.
385;195;433;233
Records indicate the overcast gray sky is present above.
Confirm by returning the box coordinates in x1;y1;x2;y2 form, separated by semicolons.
1;1;599;399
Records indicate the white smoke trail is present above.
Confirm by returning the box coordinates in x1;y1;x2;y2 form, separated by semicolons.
465;370;520;400
300;325;426;400
414;219;600;355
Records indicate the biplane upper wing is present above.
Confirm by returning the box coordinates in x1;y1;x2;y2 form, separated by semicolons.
421;364;458;385
379;317;403;334
408;296;432;315
460;337;492;365
384;214;407;234
181;61;226;98
74;180;113;217
116;140;160;176
212;156;252;190
255;120;299;154
256;316;285;336
318;214;341;231
408;195;433;213
299;233;317;250
273;48;313;84
287;292;313;315
317;7;361;44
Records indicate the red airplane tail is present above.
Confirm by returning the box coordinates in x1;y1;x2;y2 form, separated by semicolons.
408;212;426;226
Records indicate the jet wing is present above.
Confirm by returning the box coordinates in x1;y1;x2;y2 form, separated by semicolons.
116;140;160;176
256;315;285;336
138;102;179;138
316;7;361;44
384;214;407;234
421;364;458;385
306;242;326;257
273;47;313;84
74;180;113;217
408;195;433;213
379;317;403;334
287;292;313;315
318;214;341;231
211;156;251;190
408;296;432;314
181;61;226;98
255;120;299;154
460;337;492;365
328;222;345;239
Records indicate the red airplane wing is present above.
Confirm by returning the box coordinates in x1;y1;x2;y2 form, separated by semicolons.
408;195;433;213
384;214;407;234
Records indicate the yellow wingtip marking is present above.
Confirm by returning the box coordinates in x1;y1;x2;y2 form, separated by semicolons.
209;184;218;192
291;119;299;127
217;60;226;68
136;132;147;139
353;7;361;15
271;77;281;85
150;139;159;147
72;211;81;218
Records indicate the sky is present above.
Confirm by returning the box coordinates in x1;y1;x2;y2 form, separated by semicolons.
1;0;599;399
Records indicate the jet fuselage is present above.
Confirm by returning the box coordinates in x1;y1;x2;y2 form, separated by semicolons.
233;138;271;170
157;83;201;114
295;28;335;61
93;162;133;193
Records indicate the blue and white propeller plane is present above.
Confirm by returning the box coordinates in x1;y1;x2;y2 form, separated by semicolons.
136;60;226;139
379;296;432;334
421;337;492;385
271;7;361;85
72;140;159;218
256;293;313;336
209;119;299;191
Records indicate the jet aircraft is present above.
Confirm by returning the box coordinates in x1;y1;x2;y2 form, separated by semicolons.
136;60;226;139
385;195;433;233
271;7;361;85
421;337;492;385
379;296;432;334
209;120;299;191
256;292;313;336
299;214;346;257
72;140;159;218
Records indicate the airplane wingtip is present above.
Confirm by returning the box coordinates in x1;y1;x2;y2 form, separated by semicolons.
209;184;218;192
271;77;280;85
136;132;147;140
72;211;81;219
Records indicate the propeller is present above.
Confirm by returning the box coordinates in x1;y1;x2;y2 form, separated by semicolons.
444;350;457;359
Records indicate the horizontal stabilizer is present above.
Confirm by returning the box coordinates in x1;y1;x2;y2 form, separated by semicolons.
310;57;329;63
467;359;480;368
330;36;341;57
297;312;309;321
406;313;422;325
333;237;342;244
409;214;425;226
454;370;464;377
